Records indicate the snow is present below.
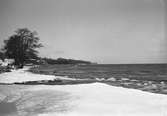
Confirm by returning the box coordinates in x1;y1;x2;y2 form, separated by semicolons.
0;59;14;66
1;67;167;116
0;67;78;83
27;83;167;116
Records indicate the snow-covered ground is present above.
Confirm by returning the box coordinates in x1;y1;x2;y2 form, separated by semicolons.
0;67;77;83
0;67;167;116
34;83;167;116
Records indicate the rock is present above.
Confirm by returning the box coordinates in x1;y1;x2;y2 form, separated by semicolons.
123;82;131;86
130;79;138;82
141;84;157;91
107;77;116;81
136;83;142;86
144;83;148;86
160;81;165;85
148;81;152;84
121;78;129;81
95;78;105;81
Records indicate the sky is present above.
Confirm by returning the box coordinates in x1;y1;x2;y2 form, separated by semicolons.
0;0;167;64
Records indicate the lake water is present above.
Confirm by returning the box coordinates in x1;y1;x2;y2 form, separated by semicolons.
80;64;167;81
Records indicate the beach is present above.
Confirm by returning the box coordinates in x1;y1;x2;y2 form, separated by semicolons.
1;67;167;116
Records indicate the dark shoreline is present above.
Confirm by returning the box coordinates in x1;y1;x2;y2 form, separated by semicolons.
1;77;166;95
1;79;167;95
27;64;167;95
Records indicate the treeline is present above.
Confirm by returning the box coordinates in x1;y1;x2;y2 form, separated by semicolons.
42;57;92;65
0;28;93;67
0;51;92;65
0;52;5;61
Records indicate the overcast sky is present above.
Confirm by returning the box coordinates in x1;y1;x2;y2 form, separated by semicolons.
0;0;167;64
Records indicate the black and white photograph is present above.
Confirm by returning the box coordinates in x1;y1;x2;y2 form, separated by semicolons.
0;0;167;116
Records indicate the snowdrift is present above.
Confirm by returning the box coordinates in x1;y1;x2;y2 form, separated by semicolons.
28;83;167;116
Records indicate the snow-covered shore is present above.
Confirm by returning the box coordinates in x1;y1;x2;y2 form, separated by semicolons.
0;67;77;84
34;83;167;116
0;67;167;116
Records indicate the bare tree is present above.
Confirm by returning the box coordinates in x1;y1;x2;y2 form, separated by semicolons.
2;28;43;68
